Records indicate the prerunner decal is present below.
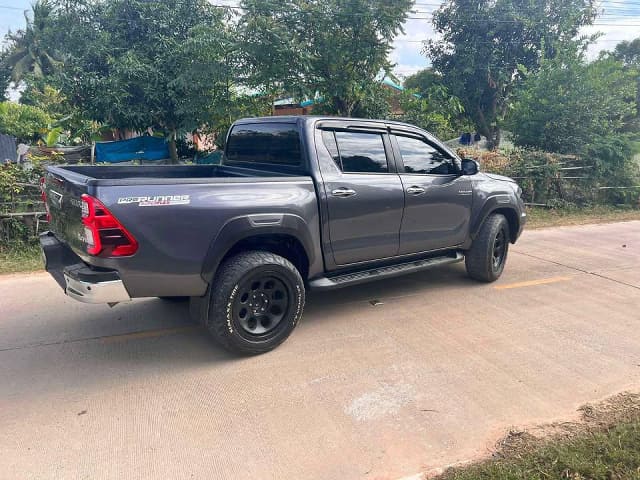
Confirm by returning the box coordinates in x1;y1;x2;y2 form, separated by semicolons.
117;195;191;207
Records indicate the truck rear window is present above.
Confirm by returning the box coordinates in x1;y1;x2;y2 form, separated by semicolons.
225;123;301;167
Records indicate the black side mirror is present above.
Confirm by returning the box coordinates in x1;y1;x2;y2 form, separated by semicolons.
461;158;479;175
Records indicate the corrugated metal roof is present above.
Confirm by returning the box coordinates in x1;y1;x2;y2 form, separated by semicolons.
0;134;17;163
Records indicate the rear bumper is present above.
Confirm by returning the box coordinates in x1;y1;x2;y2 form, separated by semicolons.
39;232;131;304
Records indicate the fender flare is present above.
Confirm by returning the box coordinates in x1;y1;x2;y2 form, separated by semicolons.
470;196;521;242
200;213;317;284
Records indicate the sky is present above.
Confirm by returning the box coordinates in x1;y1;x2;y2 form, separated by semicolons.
2;0;640;82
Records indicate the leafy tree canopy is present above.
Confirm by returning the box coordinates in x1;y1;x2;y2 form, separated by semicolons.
13;0;238;160
403;68;443;95
507;43;636;155
399;85;465;139
612;38;640;68
239;0;413;116
2;1;60;84
609;37;640;120
426;0;597;149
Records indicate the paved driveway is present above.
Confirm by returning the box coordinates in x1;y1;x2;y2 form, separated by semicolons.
1;221;639;480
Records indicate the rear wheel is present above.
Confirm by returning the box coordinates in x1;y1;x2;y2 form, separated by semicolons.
206;251;305;355
465;213;510;282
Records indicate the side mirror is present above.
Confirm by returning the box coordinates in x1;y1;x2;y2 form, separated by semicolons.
461;158;479;176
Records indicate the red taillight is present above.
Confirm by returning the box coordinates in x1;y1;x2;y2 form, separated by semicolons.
40;177;51;222
81;194;138;257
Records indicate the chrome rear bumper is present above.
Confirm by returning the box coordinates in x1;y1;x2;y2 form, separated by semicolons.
64;273;131;304
40;232;131;305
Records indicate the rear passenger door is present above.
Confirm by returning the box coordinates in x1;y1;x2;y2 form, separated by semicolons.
391;132;473;254
318;127;404;266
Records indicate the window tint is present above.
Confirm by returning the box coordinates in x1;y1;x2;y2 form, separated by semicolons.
321;130;341;168
225;123;301;166
334;131;388;173
396;135;455;175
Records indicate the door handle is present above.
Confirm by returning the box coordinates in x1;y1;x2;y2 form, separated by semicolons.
331;187;357;198
406;186;426;195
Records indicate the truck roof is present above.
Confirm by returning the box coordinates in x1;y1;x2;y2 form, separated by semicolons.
233;115;423;130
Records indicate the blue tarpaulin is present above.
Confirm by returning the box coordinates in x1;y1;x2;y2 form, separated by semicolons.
195;150;222;165
95;136;170;163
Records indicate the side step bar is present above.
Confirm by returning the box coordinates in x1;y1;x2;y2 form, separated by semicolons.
309;252;464;291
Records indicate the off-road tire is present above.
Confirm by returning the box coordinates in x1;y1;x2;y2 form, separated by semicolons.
206;251;305;355
465;213;510;282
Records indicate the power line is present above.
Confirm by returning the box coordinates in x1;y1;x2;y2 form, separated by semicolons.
3;2;640;27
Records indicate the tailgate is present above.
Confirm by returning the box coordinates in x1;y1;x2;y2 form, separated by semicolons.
43;166;90;255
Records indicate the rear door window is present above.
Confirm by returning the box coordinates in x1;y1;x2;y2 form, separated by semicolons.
225;123;301;167
323;131;389;173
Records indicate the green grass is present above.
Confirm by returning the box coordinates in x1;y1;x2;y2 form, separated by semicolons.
0;244;44;275
437;394;640;480
438;421;640;480
527;206;640;229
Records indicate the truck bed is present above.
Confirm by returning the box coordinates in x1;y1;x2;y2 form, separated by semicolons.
54;164;298;186
42;163;319;298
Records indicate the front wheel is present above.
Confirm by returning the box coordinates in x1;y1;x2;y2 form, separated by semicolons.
206;251;305;355
465;213;510;282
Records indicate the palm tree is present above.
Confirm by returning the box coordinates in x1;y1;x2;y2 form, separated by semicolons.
4;1;60;84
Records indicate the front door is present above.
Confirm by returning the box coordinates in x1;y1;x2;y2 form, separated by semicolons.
392;133;473;254
320;129;404;265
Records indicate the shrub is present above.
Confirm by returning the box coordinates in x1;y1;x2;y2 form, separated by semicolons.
458;146;640;207
0;101;53;143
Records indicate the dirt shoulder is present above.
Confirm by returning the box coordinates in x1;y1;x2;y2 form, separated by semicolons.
432;392;640;480
526;206;640;229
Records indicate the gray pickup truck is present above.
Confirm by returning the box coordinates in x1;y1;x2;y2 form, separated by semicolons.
40;116;526;354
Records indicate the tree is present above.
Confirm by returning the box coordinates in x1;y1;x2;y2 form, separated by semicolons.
0;50;12;101
611;38;640;119
506;44;636;154
613;38;640;68
403;68;443;95
398;85;465;139
3;1;60;84
51;0;237;162
426;0;597;149
239;0;412;116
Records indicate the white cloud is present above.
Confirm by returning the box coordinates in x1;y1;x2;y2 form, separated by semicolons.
390;9;440;79
581;0;640;58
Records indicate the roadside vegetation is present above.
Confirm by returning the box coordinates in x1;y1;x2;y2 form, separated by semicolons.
436;393;640;480
0;244;42;275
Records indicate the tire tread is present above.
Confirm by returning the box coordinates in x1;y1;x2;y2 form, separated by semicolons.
206;250;304;355
465;214;509;282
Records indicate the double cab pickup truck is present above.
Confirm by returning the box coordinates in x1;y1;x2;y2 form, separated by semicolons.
40;116;526;354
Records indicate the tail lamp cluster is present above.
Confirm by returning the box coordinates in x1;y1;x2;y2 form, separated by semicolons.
81;194;138;257
39;177;50;222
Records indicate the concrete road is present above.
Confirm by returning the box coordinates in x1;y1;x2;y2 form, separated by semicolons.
1;222;639;480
